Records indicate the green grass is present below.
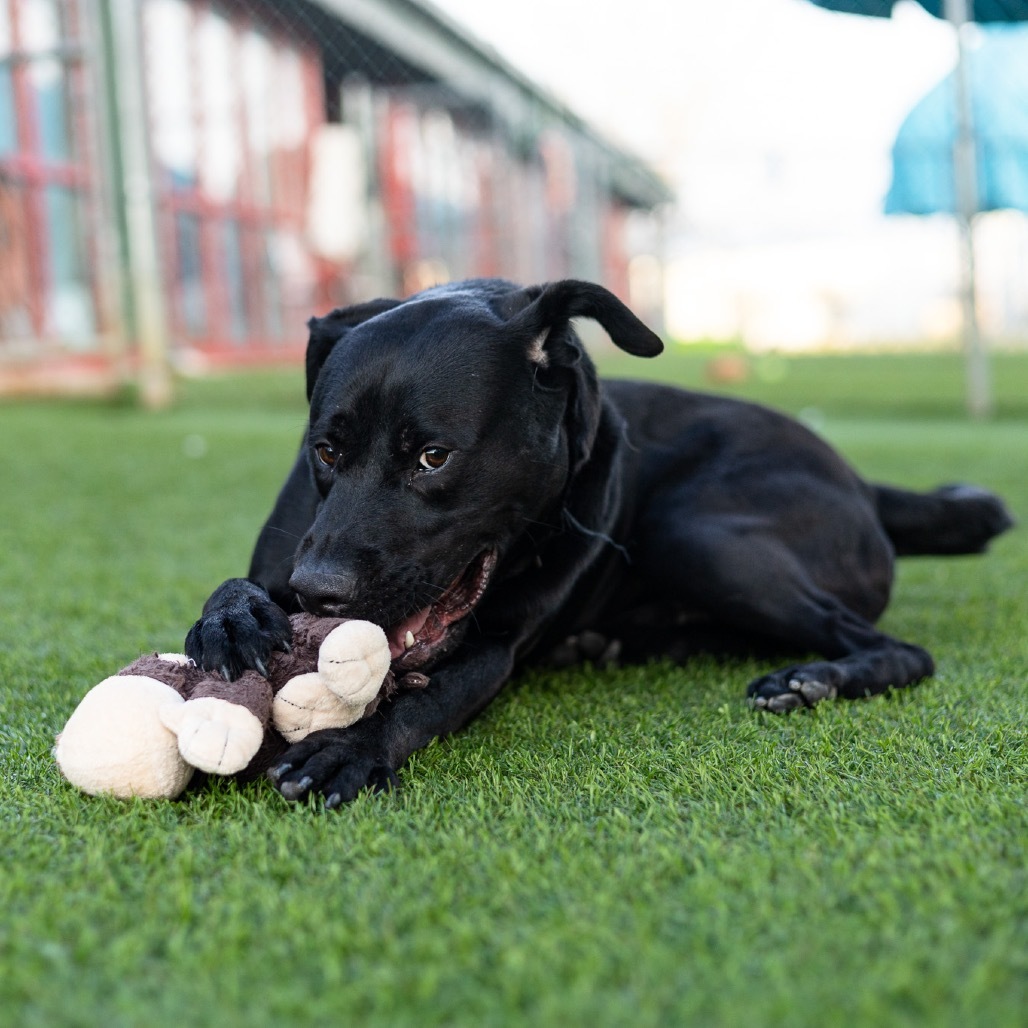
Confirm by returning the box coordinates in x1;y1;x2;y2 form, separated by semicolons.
598;346;1028;421
1;354;1026;1026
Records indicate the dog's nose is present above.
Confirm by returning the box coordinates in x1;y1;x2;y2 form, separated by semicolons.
288;563;360;616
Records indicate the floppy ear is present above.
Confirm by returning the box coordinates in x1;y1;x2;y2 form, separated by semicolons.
504;279;663;366
305;297;401;400
504;281;660;477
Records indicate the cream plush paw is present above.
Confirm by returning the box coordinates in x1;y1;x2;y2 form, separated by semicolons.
54;675;195;799
272;621;390;743
158;697;263;775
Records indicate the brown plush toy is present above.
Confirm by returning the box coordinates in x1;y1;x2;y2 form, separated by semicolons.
54;613;428;800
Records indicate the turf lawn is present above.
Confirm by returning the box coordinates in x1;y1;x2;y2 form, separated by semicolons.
1;350;1026;1026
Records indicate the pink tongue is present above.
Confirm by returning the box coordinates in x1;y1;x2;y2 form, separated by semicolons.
388;607;433;659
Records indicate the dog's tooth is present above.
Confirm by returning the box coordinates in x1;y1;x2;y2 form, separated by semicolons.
404;630;415;649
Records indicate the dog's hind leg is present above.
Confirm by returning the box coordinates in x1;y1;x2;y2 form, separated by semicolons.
637;514;934;713
747;481;1014;712
743;625;935;713
872;483;1013;556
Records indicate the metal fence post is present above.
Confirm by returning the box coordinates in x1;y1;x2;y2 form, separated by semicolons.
945;0;992;418
100;0;172;408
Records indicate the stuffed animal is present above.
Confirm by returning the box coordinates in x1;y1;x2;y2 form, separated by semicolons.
54;612;429;800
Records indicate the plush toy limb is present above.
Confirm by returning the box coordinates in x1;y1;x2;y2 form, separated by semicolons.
156;666;272;775
158;697;264;775
273;621;391;743
273;672;369;742
54;675;195;799
319;621;391;699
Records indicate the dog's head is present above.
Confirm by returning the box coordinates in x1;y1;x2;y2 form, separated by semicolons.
290;279;661;667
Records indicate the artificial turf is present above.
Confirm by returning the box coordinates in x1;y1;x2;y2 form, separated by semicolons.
1;352;1025;1026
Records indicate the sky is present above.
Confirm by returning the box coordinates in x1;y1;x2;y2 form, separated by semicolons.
431;0;1004;347
430;0;957;239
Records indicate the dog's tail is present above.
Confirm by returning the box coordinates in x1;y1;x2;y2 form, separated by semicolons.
872;483;1014;556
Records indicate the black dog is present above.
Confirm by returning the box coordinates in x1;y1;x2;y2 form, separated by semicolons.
185;279;1012;807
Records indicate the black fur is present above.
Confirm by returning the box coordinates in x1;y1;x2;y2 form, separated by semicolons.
184;278;1014;806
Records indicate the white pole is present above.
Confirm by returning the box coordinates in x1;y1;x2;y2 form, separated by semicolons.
106;0;173;409
945;0;991;419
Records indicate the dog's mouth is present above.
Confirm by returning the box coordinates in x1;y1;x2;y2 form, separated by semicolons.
387;549;498;670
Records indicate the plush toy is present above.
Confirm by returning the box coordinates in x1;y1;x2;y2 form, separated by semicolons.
54;612;429;800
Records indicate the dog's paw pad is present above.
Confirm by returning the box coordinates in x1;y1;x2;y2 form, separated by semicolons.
765;690;806;713
544;631;621;668
789;678;837;703
748;665;841;714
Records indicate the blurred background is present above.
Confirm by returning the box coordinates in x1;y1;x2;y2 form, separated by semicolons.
1;0;1026;409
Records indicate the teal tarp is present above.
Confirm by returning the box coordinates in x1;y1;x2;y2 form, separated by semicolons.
811;1;1028;22
886;26;1028;214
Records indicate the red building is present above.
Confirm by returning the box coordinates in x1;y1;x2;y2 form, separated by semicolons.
0;0;670;402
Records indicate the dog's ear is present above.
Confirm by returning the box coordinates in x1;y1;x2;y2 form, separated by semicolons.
504;279;663;366
504;281;659;477
305;298;401;400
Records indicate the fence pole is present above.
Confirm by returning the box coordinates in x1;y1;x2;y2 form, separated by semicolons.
945;0;991;419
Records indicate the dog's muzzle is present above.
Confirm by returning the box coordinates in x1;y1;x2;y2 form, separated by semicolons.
387;549;498;670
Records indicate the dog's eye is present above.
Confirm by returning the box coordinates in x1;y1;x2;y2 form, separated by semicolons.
418;446;450;471
315;443;339;468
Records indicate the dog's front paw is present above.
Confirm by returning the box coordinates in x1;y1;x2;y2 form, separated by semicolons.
747;663;842;713
185;578;292;680
268;727;398;808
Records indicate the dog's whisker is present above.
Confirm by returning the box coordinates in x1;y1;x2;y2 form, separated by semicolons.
263;526;305;541
562;509;631;561
518;516;555;529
